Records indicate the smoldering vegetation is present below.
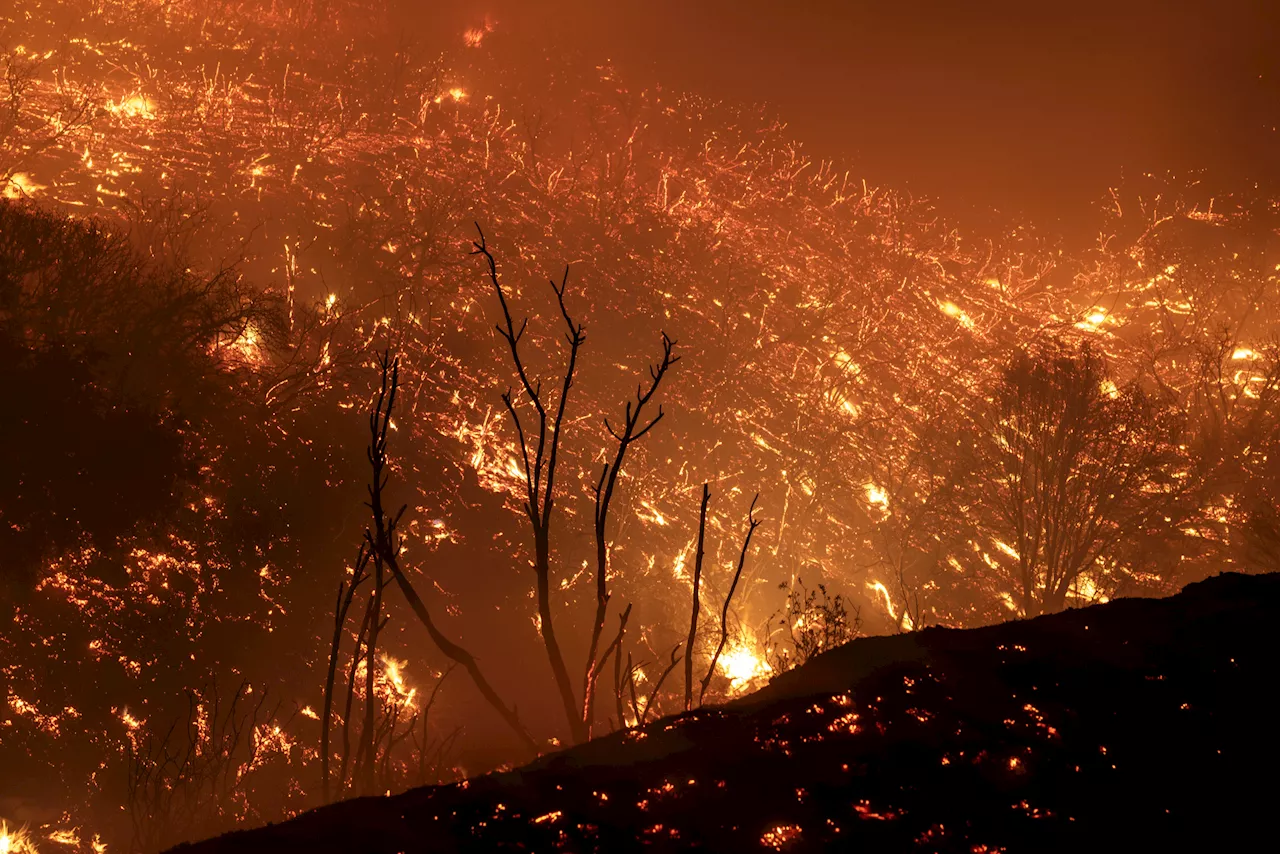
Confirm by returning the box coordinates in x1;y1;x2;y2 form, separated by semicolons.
2;1;1280;850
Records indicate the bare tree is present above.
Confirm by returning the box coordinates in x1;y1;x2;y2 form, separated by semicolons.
684;484;710;710
126;682;285;853
638;643;683;726
1186;335;1280;571
472;228;586;743
337;591;374;797
581;332;677;735
865;424;967;632
981;342;1178;616
321;543;370;802
361;351;539;755
472;225;677;744
1;47;95;184
700;495;761;704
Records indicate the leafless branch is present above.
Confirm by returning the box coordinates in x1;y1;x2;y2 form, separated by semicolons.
684;484;711;711
321;541;371;803
363;349;540;756
701;495;762;704
639;643;683;726
472;224;587;744
581;331;678;735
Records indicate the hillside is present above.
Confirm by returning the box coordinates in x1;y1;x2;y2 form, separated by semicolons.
170;571;1279;853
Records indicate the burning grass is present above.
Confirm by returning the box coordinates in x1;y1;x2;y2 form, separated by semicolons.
3;0;1280;848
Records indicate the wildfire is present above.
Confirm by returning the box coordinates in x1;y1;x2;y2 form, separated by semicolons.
219;324;264;365
717;640;772;695
107;94;155;120
864;483;889;510
0;822;37;854
2;0;1276;846
3;173;45;199
463;18;495;48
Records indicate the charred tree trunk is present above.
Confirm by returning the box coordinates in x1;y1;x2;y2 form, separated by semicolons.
363;350;539;757
701;496;761;704
321;544;369;803
473;225;677;744
685;484;710;711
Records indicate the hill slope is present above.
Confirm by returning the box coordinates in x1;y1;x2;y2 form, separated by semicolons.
171;572;1279;853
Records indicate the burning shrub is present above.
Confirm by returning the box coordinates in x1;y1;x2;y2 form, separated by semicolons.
125;681;302;853
767;578;861;674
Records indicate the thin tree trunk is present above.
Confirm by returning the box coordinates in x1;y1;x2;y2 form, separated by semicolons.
701;496;761;704
685;484;710;711
321;544;368;804
365;350;540;757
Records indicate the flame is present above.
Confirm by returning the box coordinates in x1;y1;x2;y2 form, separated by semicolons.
0;821;38;854
380;654;418;707
1071;575;1109;605
993;540;1020;560
717;638;771;695
44;829;78;847
108;94;155;120
432;86;467;104
352;654;420;713
119;708;143;731
866;580;912;630
3;173;45;199
463;18;495;48
938;300;975;330
1075;308;1111;331
864;483;889;509
636;499;668;526
220;324;264;365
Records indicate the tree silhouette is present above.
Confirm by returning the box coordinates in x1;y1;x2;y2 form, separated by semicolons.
981;342;1179;616
472;225;679;744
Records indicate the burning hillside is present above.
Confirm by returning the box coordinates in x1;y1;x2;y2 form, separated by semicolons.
168;571;1280;853
3;0;1280;850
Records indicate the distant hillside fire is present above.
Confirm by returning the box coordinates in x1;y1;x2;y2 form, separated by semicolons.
2;1;1279;850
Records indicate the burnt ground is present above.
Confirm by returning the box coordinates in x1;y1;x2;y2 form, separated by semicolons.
171;572;1279;853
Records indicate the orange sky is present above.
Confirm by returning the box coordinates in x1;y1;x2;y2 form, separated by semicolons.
484;0;1279;235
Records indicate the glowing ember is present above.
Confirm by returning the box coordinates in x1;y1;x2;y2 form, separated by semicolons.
760;823;802;849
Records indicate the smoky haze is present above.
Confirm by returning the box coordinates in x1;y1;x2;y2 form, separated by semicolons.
492;0;1280;231
3;0;1280;850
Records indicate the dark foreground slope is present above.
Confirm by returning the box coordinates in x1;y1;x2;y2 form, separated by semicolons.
172;573;1279;853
